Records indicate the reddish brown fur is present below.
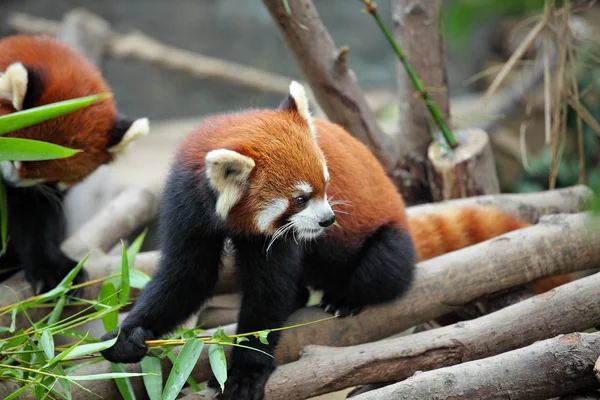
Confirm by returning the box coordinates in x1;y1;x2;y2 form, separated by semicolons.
409;206;572;292
0;35;117;184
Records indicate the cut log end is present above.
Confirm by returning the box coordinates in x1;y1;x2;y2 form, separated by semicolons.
427;128;500;201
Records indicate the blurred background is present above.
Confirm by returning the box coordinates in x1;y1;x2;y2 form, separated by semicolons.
2;0;599;240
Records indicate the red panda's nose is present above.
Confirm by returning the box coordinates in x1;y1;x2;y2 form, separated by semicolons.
319;215;336;228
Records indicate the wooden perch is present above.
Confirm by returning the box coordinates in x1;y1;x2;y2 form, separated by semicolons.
352;331;600;400
261;268;600;399
57;8;111;66
392;0;450;204
406;184;591;222
261;0;396;173
427;127;500;200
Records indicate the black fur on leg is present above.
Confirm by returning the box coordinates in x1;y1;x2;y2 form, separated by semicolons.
311;225;416;317
101;161;227;364
4;183;87;296
209;235;302;400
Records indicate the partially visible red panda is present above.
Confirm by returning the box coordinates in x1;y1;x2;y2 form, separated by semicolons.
101;81;564;399
0;35;148;294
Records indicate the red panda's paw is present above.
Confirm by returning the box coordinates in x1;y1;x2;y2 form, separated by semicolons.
100;326;154;364
207;364;275;400
319;297;363;318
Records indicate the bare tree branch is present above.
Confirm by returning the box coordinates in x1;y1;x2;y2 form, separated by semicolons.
57;8;111;66
261;268;600;399
260;0;396;173
352;331;600;400
61;188;158;259
406;184;591;222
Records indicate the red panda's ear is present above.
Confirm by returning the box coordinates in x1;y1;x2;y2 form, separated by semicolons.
205;149;255;219
107;115;150;156
0;62;28;110
279;81;316;139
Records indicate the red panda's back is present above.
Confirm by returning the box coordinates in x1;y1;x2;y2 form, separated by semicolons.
314;118;408;247
0;35;118;184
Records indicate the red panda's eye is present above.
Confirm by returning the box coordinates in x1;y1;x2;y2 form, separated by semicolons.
294;195;308;208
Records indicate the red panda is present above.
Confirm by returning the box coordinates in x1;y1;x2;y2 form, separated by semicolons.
101;81;563;399
0;35;148;294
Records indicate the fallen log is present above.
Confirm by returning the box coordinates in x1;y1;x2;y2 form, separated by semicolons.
352;331;600;400
261;270;600;399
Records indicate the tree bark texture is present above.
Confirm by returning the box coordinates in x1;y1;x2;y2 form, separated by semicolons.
262;270;600;399
352;332;600;400
261;0;396;173
273;212;600;364
427;128;501;200
392;0;450;204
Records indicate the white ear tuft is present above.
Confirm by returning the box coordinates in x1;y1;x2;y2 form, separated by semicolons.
0;63;28;111
289;81;316;138
205;149;255;219
108;117;150;155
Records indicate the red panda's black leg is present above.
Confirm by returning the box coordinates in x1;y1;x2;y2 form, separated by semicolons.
207;236;302;400
101;166;226;364
318;225;416;318
5;184;87;296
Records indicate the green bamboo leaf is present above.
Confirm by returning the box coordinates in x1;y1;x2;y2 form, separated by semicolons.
0;178;6;255
211;327;233;344
141;356;163;400
0;137;80;161
119;240;131;306
235;336;249;344
127;229;147;266
70;372;147;381
5;384;30;400
162;339;204;400
9;307;17;333
97;281;118;332
54;332;116;362
48;295;66;325
208;344;227;393
258;330;270;345
0;93;111;136
40;329;55;360
53;365;72;400
111;362;137;400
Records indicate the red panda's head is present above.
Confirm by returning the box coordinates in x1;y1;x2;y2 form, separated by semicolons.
0;35;148;189
196;81;336;241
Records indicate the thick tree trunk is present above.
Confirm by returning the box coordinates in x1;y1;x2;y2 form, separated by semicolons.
353;332;600;400
392;0;450;204
261;0;396;173
262;270;600;399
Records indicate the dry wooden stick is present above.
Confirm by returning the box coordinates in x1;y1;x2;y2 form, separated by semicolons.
261;269;600;399
261;0;396;173
353;331;600;400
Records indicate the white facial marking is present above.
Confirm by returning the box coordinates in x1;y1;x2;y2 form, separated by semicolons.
0;161;46;187
323;165;330;182
290;198;335;241
289;81;316;138
0;62;28;110
295;181;312;194
108;117;150;155
255;198;289;233
205;149;255;220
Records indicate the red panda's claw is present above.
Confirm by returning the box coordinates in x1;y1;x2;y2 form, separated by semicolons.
318;299;362;318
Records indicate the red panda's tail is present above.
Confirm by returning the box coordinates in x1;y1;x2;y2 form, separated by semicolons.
407;205;573;293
